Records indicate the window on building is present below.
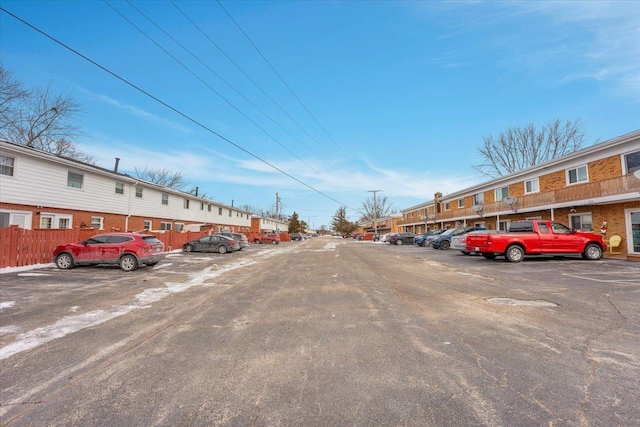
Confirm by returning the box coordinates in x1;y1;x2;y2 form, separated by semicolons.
58;218;70;229
115;182;124;194
495;186;509;201
40;215;53;229
624;150;640;174
443;202;450;211
474;221;486;229
175;223;184;232
67;171;84;189
208;204;212;212
473;193;484;205
569;213;592;231
136;187;143;198
525;178;540;194
229;209;232;217
458;198;464;208
498;220;510;231
0;212;9;228
91;216;104;229
160;222;172;231
201;202;204;210
161;193;169;205
0;155;15;176
184;199;190;209
567;165;588;184
219;207;223;215
143;220;152;230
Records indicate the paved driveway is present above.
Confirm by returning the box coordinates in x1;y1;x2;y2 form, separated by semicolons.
1;238;638;426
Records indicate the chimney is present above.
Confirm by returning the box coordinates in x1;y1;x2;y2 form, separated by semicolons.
195;186;199;197
114;157;120;173
434;192;442;213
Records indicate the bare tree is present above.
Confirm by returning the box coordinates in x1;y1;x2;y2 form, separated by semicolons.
238;204;263;215
135;167;187;189
0;67;29;130
358;195;392;223
473;119;586;178
0;66;92;162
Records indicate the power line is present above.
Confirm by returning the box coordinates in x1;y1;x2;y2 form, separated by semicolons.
124;0;322;162
216;0;347;158
0;6;357;211
170;0;338;159
104;1;334;186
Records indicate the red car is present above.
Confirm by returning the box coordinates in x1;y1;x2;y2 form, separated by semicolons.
254;233;280;244
53;233;166;271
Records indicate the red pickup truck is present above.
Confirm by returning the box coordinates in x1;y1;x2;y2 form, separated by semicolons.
465;220;606;262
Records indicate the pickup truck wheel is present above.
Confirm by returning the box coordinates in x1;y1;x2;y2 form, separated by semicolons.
482;253;496;260
272;240;278;245
505;245;525;263
440;240;450;250
583;243;603;260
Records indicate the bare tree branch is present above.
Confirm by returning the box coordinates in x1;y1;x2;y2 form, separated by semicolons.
0;66;93;163
473;119;586;178
134;167;187;190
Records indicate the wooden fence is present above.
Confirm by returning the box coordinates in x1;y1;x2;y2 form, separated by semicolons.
0;227;292;269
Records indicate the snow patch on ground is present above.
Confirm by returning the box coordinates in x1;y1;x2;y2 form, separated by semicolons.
0;301;16;310
0;257;258;360
17;272;51;277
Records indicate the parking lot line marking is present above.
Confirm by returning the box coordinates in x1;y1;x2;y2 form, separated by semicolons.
561;273;640;284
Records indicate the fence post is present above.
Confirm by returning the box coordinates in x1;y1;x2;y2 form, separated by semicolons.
8;225;20;267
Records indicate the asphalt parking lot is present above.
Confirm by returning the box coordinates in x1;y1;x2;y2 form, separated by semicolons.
1;237;639;426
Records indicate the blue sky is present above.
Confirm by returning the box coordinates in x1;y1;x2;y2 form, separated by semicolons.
1;1;639;229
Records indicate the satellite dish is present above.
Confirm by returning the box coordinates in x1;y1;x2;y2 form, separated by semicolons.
502;196;518;205
427;213;436;220
471;205;483;213
634;169;640;179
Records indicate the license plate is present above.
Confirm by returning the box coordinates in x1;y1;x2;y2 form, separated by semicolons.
474;247;480;251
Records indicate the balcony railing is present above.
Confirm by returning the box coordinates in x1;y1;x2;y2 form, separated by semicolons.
410;174;640;224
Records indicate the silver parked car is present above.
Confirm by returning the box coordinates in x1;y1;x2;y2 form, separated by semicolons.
221;232;249;250
451;230;496;255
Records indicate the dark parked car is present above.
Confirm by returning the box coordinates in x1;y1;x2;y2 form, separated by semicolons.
220;232;249;249
53;232;165;272
388;232;416;245
290;233;304;241
415;229;444;246
183;234;240;253
432;226;485;250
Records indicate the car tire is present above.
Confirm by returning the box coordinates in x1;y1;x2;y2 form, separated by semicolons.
55;253;75;269
505;245;525;263
272;240;278;245
396;240;403;245
254;239;262;244
440;240;450;250
184;244;194;253
119;254;138;272
583;243;603;260
218;245;228;254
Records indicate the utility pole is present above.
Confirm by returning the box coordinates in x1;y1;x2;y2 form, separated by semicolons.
368;190;382;235
275;192;281;220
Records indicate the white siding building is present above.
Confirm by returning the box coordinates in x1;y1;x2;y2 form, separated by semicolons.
0;140;252;233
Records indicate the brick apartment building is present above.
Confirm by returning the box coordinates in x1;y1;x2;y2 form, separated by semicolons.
397;130;640;259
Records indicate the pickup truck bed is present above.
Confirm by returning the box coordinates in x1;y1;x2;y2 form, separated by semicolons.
466;220;606;262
